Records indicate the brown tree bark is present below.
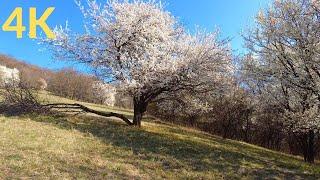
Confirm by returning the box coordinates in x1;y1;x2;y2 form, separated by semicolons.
306;130;315;163
132;97;148;127
301;130;315;163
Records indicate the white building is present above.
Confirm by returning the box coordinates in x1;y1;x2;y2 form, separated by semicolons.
0;65;20;85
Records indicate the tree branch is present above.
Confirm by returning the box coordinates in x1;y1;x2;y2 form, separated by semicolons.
43;103;134;125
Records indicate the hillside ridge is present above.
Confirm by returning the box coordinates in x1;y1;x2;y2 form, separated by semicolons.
0;94;319;179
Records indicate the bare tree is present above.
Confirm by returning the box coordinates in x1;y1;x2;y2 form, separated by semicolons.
0;82;42;115
47;68;98;102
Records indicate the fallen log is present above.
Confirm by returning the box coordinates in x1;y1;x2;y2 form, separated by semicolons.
43;103;133;125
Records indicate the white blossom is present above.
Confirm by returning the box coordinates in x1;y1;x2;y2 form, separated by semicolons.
243;0;320;133
0;65;20;85
42;0;233;125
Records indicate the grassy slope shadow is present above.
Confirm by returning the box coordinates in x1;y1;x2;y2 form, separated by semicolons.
23;112;320;179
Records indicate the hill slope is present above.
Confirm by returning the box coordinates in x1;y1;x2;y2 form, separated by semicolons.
0;55;54;81
0;95;319;179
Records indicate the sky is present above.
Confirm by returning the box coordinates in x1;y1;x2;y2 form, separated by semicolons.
0;0;272;71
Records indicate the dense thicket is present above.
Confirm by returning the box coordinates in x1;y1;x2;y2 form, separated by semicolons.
47;69;97;102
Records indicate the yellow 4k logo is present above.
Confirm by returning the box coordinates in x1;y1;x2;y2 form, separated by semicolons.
2;7;55;39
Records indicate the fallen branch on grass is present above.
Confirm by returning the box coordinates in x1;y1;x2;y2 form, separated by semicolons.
43;103;134;125
0;82;133;125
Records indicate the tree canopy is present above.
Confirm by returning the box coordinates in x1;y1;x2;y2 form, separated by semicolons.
44;0;233;126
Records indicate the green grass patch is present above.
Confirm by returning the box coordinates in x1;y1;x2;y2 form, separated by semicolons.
0;113;319;179
0;92;319;179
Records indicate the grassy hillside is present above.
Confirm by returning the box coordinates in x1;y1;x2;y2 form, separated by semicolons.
0;94;320;179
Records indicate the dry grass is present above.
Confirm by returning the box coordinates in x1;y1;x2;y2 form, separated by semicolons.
0;93;319;179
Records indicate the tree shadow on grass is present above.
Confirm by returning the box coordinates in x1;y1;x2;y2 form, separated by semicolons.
24;113;320;179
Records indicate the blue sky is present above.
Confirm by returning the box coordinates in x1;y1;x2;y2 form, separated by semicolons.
0;0;271;70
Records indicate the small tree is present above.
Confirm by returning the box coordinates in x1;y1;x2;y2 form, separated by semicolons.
44;0;232;126
243;0;320;163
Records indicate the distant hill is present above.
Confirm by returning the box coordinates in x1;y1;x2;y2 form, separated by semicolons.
0;54;124;106
0;55;54;85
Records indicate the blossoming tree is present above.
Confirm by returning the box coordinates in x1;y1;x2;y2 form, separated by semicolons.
242;0;320;163
44;0;232;127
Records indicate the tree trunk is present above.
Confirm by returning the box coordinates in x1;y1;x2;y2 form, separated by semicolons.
188;115;197;127
244;117;250;143
133;96;148;127
306;130;315;163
